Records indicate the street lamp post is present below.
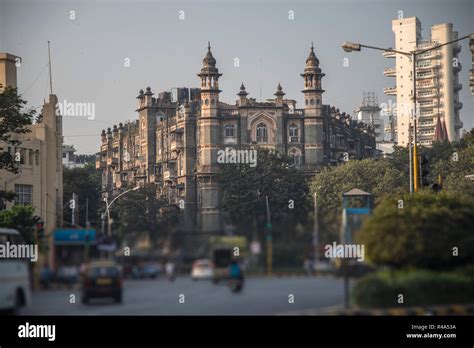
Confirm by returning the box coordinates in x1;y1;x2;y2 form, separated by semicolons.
342;34;473;192
265;195;272;276
102;186;140;237
313;188;321;274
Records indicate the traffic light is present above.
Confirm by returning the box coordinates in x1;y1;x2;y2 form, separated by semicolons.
35;218;45;240
420;154;430;187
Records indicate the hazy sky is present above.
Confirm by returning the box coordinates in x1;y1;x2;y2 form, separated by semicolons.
1;0;473;154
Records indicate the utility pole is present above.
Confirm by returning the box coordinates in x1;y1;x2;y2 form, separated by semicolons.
409;123;413;193
71;193;78;226
313;192;319;273
85;197;90;229
265;195;272;275
106;197;112;237
412;52;419;192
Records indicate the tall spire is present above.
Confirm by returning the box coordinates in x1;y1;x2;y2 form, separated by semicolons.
305;42;319;68
274;82;285;97
237;82;248;97
201;41;218;71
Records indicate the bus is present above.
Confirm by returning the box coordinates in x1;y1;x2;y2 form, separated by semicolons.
0;228;32;314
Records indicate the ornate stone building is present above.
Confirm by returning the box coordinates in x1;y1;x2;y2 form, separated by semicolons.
96;44;375;234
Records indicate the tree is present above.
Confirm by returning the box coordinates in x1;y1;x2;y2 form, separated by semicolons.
0;86;35;174
63;163;101;227
217;148;310;240
310;158;407;243
390;129;474;194
430;129;474;196
112;184;169;247
0;205;37;243
357;192;474;270
0;86;36;207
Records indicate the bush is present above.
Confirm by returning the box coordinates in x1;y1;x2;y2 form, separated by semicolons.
357;192;474;270
352;269;474;308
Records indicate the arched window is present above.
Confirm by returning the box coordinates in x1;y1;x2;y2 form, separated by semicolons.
156;112;165;123
289;149;301;166
224;124;236;143
289;123;299;143
256;122;268;143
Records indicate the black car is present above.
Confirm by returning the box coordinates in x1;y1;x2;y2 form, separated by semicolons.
82;260;123;304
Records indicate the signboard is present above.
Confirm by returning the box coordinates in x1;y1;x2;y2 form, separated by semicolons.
54;229;96;245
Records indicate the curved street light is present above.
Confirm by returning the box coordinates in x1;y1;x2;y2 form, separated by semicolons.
102;185;140;236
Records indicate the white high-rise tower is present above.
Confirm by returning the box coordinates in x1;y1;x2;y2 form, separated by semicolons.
384;17;463;146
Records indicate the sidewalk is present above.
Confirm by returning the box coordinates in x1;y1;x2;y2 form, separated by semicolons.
281;304;474;316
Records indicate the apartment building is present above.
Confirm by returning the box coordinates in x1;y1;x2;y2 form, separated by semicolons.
384;17;463;146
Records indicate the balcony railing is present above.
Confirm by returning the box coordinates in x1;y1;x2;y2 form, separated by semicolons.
383;67;396;77
419;101;441;109
416;50;441;59
383;86;397;95
417;71;438;79
382;50;396;58
417;90;440;99
417;83;436;90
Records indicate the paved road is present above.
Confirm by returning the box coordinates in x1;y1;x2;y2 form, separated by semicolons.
21;275;345;315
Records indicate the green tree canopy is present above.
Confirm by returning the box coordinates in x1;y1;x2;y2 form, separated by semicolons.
112;184;170;247
63;163;101;227
310;158;407;243
430;130;474;196
0;205;37;243
357;192;474;270
0;86;35;174
216;148;310;240
0;86;36;207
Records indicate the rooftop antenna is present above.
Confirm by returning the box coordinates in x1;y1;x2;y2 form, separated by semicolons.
47;41;53;94
259;57;262;100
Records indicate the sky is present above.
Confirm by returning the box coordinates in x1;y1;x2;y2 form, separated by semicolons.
1;0;473;154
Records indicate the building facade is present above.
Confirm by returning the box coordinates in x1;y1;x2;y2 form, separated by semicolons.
97;44;375;233
470;35;474;96
62;144;95;168
384;17;463;147
355;93;384;142
0;52;63;267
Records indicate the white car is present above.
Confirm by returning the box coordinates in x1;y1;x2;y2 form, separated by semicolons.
0;228;32;314
191;259;214;280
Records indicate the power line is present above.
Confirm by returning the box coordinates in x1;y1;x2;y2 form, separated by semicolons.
22;62;49;95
